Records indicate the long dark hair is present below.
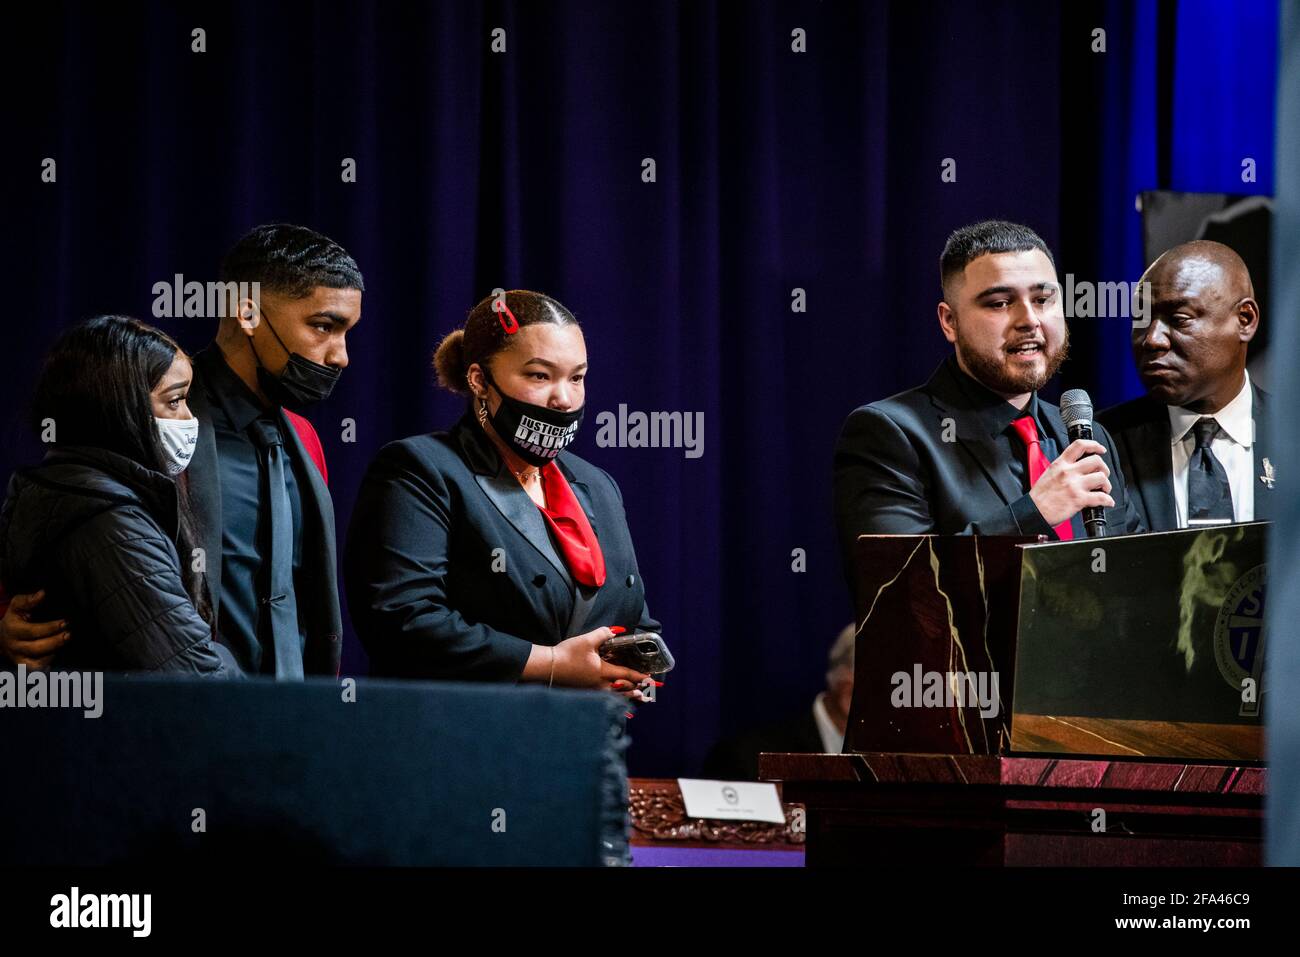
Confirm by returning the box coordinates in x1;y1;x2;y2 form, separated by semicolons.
31;315;213;628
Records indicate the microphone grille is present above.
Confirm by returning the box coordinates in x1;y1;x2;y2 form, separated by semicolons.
1059;389;1094;429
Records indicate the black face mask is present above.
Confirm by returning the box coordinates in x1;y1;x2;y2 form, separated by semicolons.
246;305;341;411
481;368;584;467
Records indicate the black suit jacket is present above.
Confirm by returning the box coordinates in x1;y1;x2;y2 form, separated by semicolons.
833;357;1143;576
1099;380;1275;532
344;411;661;681
186;347;343;675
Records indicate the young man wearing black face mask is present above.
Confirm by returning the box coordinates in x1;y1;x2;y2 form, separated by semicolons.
188;223;363;676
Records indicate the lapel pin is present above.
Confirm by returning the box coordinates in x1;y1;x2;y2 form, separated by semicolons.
1260;457;1276;490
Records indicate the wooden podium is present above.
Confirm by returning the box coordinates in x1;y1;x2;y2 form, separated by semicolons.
762;530;1269;866
759;752;1264;866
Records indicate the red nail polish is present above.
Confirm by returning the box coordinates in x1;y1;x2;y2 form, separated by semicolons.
653;680;664;687
624;712;635;719
610;626;626;635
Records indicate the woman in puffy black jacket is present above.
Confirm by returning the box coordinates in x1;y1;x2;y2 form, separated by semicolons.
0;315;235;675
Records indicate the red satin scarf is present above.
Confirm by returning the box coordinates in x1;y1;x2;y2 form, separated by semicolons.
536;462;607;587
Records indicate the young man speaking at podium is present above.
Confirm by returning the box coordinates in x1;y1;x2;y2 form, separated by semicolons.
833;220;1144;577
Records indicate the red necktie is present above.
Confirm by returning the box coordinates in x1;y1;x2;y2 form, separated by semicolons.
536;462;607;587
1011;415;1073;541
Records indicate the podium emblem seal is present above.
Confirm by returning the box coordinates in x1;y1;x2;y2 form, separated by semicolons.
1214;564;1267;716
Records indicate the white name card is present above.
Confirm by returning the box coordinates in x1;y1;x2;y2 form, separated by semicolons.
676;778;786;824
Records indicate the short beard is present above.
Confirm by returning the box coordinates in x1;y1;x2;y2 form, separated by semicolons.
956;327;1069;397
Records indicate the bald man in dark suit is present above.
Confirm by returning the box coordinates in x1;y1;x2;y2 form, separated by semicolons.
1099;241;1275;531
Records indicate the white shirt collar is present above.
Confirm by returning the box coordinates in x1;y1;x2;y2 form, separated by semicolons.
811;692;845;755
1168;370;1253;448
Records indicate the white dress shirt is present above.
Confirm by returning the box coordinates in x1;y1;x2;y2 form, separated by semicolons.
1168;371;1255;527
811;692;845;754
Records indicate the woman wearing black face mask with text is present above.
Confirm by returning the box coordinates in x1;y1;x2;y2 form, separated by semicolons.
345;291;661;700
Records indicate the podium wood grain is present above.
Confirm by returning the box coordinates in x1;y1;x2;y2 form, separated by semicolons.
759;752;1264;866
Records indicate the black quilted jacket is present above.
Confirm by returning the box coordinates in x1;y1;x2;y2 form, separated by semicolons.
0;445;236;676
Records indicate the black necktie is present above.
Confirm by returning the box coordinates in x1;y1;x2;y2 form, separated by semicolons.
249;419;305;679
1187;417;1234;524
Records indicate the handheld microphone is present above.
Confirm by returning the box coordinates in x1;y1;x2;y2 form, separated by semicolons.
1060;389;1107;539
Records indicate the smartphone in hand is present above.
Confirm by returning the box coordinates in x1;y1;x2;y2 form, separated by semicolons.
599;631;675;675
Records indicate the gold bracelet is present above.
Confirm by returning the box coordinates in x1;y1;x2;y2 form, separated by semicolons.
548;645;556;688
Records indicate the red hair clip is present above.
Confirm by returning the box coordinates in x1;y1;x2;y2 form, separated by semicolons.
494;298;519;334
